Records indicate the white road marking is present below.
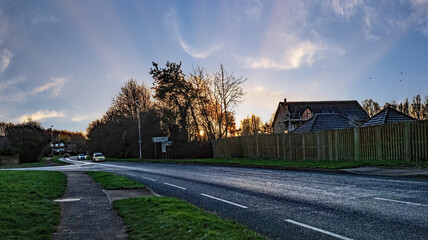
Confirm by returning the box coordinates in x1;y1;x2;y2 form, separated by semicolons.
285;219;353;240
53;198;81;202
164;182;186;190
200;193;248;209
140;176;156;182
374;197;428;207
102;189;112;203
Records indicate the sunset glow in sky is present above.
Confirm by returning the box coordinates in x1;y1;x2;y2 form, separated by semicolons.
1;0;428;132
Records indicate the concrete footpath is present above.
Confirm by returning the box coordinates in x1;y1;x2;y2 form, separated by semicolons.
341;167;428;178
52;172;127;240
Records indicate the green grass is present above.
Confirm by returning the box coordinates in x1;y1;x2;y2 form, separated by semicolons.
86;171;144;189
114;196;266;240
107;157;428;170
50;156;68;165
0;156;68;169
0;171;67;239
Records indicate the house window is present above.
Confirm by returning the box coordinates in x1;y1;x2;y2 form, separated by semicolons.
301;108;312;120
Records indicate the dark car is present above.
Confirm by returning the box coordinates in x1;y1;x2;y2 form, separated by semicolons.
64;153;70;158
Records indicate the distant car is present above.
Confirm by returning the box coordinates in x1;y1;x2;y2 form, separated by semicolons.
77;153;86;160
64;153;70;158
92;152;105;162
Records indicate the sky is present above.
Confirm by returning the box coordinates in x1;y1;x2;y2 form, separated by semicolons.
0;0;427;133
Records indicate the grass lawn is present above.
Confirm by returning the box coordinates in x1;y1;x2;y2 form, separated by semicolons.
50;156;68;165
87;171;266;239
114;196;266;240
107;157;428;170
0;156;68;169
86;171;144;189
0;171;67;239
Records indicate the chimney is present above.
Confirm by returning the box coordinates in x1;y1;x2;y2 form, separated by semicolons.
284;98;287;103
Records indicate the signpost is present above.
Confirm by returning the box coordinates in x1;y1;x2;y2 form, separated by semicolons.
152;136;168;143
152;136;171;159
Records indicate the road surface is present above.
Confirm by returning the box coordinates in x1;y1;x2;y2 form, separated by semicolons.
9;158;428;240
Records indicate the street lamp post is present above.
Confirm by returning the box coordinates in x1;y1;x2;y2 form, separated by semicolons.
136;100;142;159
51;125;54;157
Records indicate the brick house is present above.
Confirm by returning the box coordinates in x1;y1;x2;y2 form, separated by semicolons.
272;99;369;134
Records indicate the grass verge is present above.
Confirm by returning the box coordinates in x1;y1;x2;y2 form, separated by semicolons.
0;171;67;239
114;196;266;240
107;157;428;170
0;156;68;169
50;156;68;165
86;171;144;189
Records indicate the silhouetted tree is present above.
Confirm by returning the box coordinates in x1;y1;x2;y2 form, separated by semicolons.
4;119;49;163
212;64;246;138
362;99;381;117
410;94;423;120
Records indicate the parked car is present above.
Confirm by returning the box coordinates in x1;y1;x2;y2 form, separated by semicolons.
92;152;105;162
77;153;86;160
64;153;70;158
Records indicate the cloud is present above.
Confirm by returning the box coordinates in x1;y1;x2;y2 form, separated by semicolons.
31;77;68;97
0;48;12;73
244;41;339;71
330;0;363;20
0;76;26;92
70;115;94;123
166;9;223;59
18;110;66;122
328;0;428;40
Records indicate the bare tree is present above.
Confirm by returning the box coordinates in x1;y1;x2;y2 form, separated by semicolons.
362;99;381;117
106;79;152;119
188;67;211;139
410;94;423;120
213;64;246;138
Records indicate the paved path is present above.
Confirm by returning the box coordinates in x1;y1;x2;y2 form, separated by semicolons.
52;172;127;240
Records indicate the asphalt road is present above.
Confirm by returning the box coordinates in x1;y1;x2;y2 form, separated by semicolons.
12;158;428;240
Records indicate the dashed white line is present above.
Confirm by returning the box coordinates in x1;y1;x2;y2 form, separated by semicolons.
374;197;428;207
285;219;353;240
164;182;186;190
141;176;156;182
200;193;248;209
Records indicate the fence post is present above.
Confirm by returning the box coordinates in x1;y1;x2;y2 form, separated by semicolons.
256;134;259;159
328;131;333;161
302;134;306;160
354;127;360;161
404;122;411;161
283;134;286;160
376;126;382;161
317;132;321;161
335;130;339;161
288;134;292;160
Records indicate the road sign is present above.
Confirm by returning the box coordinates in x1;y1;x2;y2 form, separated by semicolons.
161;145;166;153
138;140;142;144
163;141;172;146
152;136;168;143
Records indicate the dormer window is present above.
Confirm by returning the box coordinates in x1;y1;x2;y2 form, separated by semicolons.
301;107;313;120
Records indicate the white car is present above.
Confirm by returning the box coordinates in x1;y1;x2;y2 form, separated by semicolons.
77;153;86;160
92;152;105;162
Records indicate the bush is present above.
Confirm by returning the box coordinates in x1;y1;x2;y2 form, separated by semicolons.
0;147;21;156
4;121;49;163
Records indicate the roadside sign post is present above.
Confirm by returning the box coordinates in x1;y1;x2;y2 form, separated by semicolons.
152;136;171;159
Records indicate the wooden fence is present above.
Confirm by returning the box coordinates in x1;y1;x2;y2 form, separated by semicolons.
212;120;428;161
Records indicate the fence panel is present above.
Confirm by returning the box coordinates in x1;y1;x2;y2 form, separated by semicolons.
212;120;428;161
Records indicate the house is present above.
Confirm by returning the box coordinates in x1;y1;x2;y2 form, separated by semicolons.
360;106;415;127
292;113;358;133
272;99;369;134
